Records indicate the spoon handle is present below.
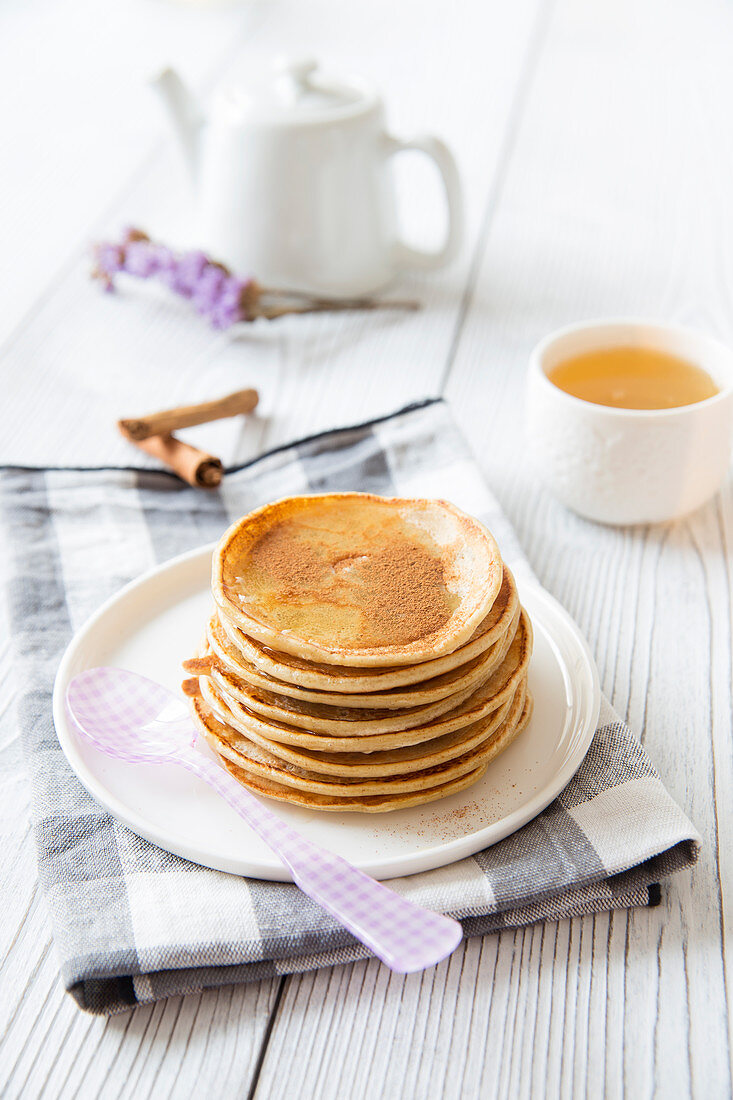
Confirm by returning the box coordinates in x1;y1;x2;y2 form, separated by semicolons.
183;753;462;973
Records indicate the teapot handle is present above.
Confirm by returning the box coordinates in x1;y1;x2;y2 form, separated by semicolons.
384;134;463;272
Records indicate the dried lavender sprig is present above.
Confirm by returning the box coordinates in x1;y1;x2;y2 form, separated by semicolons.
92;229;419;329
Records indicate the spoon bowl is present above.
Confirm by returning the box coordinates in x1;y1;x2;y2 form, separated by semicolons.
67;667;195;761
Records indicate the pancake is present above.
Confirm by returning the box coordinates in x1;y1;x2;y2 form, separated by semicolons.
216;565;520;692
217;755;490;812
184;494;535;814
190;689;532;800
206;658;481;735
212;493;504;666
198;677;526;778
206;604;520;710
198;610;532;753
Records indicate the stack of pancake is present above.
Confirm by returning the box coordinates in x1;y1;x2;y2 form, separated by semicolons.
182;493;533;813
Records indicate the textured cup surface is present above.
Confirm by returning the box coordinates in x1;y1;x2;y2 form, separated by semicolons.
526;320;733;525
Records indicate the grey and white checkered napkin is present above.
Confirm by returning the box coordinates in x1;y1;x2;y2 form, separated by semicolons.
2;398;700;1015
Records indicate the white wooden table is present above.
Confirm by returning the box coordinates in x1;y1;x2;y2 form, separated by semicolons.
1;0;731;1095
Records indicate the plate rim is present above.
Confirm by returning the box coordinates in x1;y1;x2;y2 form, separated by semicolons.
52;543;601;881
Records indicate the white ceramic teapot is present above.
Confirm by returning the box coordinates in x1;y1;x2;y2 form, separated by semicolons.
152;58;463;297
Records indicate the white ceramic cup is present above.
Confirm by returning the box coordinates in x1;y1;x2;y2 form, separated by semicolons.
526;319;733;525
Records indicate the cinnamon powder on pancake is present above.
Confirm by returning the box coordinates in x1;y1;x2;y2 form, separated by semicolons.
354;540;450;642
248;523;452;645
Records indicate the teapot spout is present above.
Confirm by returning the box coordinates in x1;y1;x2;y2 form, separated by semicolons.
150;68;203;181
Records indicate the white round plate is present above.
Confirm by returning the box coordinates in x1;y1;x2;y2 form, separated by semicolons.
53;546;600;882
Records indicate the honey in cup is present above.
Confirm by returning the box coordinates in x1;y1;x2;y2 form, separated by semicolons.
547;345;719;410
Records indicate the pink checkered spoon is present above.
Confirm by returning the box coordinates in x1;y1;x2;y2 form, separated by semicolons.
66;667;462;973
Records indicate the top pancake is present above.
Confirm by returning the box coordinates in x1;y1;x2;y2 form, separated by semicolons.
212;493;504;667
216;565;520;693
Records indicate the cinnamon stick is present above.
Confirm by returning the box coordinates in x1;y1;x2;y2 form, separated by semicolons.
126;433;223;489
118;387;259;441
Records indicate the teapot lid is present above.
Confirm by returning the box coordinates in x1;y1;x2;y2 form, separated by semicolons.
213;57;378;126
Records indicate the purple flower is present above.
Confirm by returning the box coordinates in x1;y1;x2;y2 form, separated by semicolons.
191;264;228;315
95;243;125;278
122;240;161;278
154;246;180;289
172;250;209;299
91;230;391;330
209;300;242;329
219;276;247;312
